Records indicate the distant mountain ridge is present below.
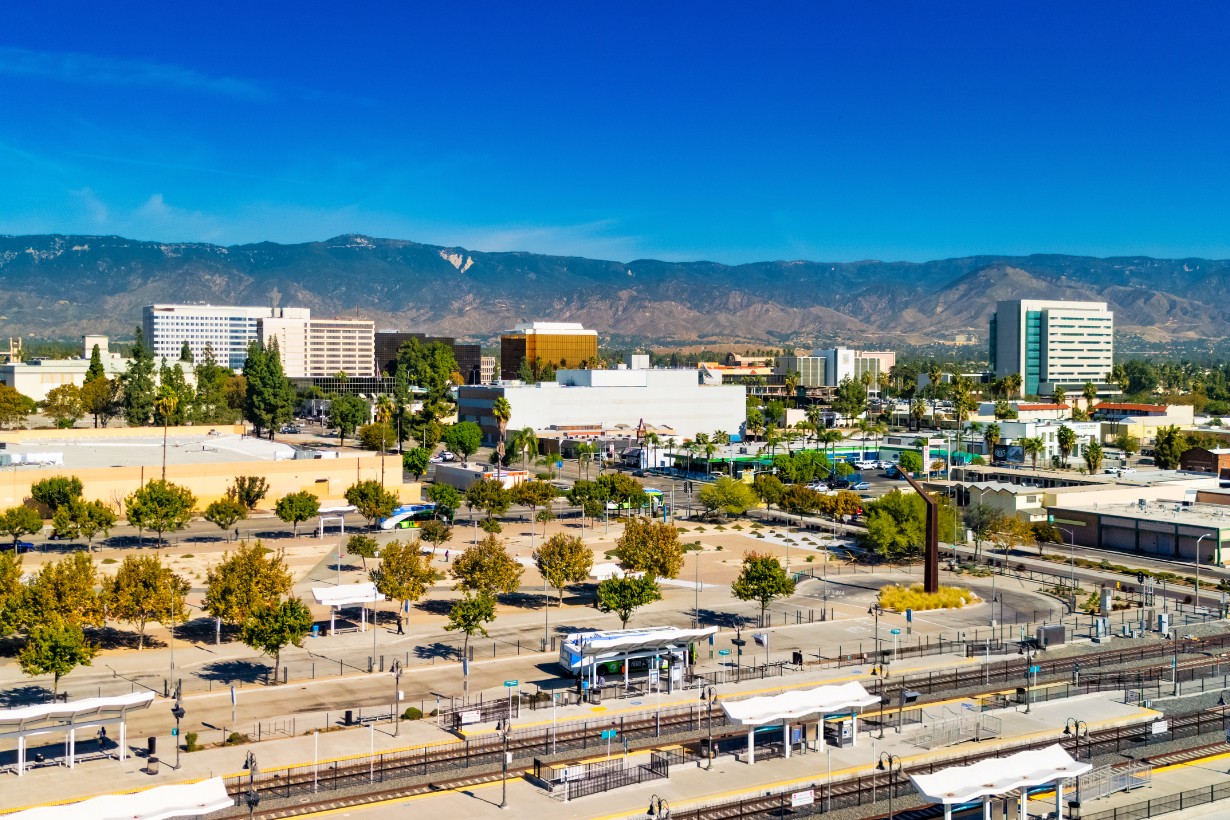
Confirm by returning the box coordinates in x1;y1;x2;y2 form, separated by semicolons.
1;233;1227;348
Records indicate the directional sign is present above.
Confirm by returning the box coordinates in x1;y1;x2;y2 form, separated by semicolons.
1029;665;1040;674
718;649;731;656
600;729;617;740
171;727;179;736
890;628;902;635
504;680;519;687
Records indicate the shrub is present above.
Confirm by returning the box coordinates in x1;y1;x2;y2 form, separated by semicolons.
224;732;250;746
402;707;423;720
480;519;503;534
183;731;200;752
181;553;194;558
805;555;815;563
536;472;552;480
877;584;975;612
101;557;117;564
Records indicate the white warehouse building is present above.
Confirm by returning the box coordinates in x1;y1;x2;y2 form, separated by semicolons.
458;368;746;444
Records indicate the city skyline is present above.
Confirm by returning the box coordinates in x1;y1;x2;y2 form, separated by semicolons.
1;3;1229;264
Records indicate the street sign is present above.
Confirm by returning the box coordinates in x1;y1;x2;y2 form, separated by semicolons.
1152;720;1169;735
600;729;617;740
504;680;519;687
791;789;815;808
460;710;482;725
556;460;563;469
890;628;902;635
171;727;179;736
905;608;913;623
1029;665;1040;674
718;649;731;656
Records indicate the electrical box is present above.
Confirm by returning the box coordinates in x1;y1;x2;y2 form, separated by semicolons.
1036;624;1066;649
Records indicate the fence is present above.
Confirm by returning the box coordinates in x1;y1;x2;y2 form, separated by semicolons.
1082;780;1230;820
1078;761;1153;804
561;751;670;800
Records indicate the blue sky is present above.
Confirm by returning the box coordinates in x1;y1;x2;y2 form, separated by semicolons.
2;2;1229;263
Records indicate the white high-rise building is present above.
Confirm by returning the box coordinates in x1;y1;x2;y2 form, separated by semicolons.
143;304;309;370
989;299;1114;397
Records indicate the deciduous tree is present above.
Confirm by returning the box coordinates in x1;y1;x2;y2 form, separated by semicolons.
0;384;36;429
227;476;270;510
617;518;683;579
240;597;313;675
345;480;398;528
23;551;104;628
30;476;83;514
451;534;523;597
125;480;197;545
465;479;511;520
596;574;661;629
203;541;292;628
80;376;122;428
424;482;462;521
698;476;758;518
204;497;248;540
533;533;593;605
274;491;320;537
731;552;796;627
402;447;431;480
51;498;117;550
41;384;84;428
346;533;378;571
445;593;495;690
443;421;482;462
19;622;97;694
0;506;42;549
104;554;189;650
328;394;370;447
370;539;436;625
0;551;21;637
419;519;453;553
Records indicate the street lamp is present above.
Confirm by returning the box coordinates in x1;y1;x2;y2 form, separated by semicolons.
391;661;403;737
868;603;884;668
647;794;671;818
700;686;717;770
1195;533;1212;615
170;686;185;770
1170;632;1181;696
1019;641;1036;713
1063;718;1089;806
1055;526;1077;607
876;752;903;820
495;719;511;809
242;751;260;819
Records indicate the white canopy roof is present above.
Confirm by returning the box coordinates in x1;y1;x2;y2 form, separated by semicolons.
312;582;385;608
562;626;717;658
8;776;232;820
721;681;880;727
0;691;154;731
910;744;1093;805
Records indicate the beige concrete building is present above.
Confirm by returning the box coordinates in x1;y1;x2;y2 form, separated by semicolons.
0;336;130;403
257;317;376;378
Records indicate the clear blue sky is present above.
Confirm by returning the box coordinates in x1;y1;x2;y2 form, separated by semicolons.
2;2;1228;263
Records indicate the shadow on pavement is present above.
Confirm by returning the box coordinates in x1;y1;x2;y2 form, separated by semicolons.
197;659;270;684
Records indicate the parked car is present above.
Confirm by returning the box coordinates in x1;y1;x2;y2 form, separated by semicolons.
852;481;872;491
280;425;300;434
15;541;34;553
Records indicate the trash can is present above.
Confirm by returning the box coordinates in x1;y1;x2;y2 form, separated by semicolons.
147;756;159;775
312;624;320;639
590;689;602;705
345;709;354;726
147;736;157;756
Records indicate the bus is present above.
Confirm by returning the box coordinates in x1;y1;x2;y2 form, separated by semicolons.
605;487;664;512
379;503;439;530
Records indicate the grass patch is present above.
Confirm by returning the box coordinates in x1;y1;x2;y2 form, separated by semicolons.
101;557;117;564
805;555;815;563
682;542;703;552
878;584;976;611
181;553;194;558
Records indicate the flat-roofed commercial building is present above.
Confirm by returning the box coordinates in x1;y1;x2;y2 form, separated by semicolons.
305;319;375;377
500;322;598;380
0;336;130;403
989;299;1114;397
144;304;310;370
374;331;482;384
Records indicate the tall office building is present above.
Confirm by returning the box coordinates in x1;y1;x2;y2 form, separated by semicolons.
989;299;1114;396
789;349;896;387
374;332;483;384
500;321;598;381
144;304;309;369
304;319;375;377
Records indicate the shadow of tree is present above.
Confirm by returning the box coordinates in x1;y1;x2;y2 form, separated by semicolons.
695;609;754;629
413;642;458;661
0;685;53;707
198;659;270;684
87;626;164;651
415;599;453;617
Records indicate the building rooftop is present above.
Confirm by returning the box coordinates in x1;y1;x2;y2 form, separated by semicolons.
3;432;296;470
1093;403;1169;412
1051;499;1230;528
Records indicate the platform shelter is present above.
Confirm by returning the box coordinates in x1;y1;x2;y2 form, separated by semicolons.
910;744;1092;820
0;691;154;775
312;582;385;634
720;680;880;764
8;775;232;819
559;626;717;692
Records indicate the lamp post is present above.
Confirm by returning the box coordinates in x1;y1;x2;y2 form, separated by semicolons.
243;751;260;819
868;603;884;668
1196;533;1212;615
170;685;185;770
495;719;511;809
391;660;403;737
876;752;903;820
1056;526;1077;607
1063;718;1089;807
1019;641;1036;714
700;686;716;770
647;793;671;818
1170;632;1181;696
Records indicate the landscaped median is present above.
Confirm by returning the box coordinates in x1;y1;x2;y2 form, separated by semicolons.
877;583;978;611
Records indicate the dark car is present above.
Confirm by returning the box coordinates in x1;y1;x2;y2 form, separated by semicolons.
15;541;35;553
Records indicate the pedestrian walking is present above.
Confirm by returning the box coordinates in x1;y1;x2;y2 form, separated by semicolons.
444;549;450;563
396;614;405;635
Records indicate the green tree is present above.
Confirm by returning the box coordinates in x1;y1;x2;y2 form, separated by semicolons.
1153;425;1186;470
1021;436;1045;471
396;338;458;404
424;482;462;521
0;384;37;429
860;489;958;561
52;498;117;550
963;503;1004;561
274;491;321;536
192;344;241;424
345;480;398;528
80;376;121;428
328;394;371;447
1114;431;1141;465
179;340;194;363
346;533;379;571
595;473;648;510
512;479;558;527
242;338;297;439
155;362;193;425
358;421;396;452
445;592;496;690
831;377;868;426
0;506;43;549
227;476;270;510
491;397;512;474
203;540;293;627
897;450;923;476
534;533;594;605
752;474;784;515
41;384;84;428
617;518;684;579
121;326;157;426
596;574;662;629
22;551;104;629
698;475;759;518
19;622;97;694
444;421;483;462
85;343;106;384
402;447;431;480
30;476;84;514
452;534;523;597
731;551;796;627
466;479;511;520
1084;439;1105;473
204;497;248;541
0;550;22;636
567;480;611;527
125;480;197;545
104;554;189;650
781;484;822;525
370;538;436;625
1057;425;1077;465
419;519;453;553
241;597;313;675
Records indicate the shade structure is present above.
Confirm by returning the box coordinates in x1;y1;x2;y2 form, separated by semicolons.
910;743;1093;804
311;582;385;607
721;681;880;726
0;691;154;732
562;626;717;658
7;776;232;820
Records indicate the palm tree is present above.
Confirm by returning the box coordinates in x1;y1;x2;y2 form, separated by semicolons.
984;423;1001;461
783;370;801;408
1057;425;1076;467
644;431;660;471
1022;436;1045;471
816;427;842;467
664;437;676;473
1052;384;1067;409
514;426;538;469
375;394;395;485
909;396;926;432
877;370;891;398
926;363;944;415
491;396;512;477
1082;381;1099;412
1003;372;1023;398
871;421;888;460
855;419;874;461
805;405;825;447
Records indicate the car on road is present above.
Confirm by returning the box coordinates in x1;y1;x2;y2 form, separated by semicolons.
550;481;571;492
280;425;300;434
631;469;647;477
852;481;872;491
14;541;34;553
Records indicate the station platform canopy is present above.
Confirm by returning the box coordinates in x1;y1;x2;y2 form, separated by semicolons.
311;583;385;608
563;626;717;659
910;743;1092;804
721;681;880;727
0;691;154;774
8;776;232;820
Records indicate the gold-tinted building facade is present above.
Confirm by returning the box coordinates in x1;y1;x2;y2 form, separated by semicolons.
499;322;599;380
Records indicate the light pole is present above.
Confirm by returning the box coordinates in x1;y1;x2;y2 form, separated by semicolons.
700;686;716;769
647;794;671;818
495;719;511;809
1195;533;1212;615
170;685;185;770
391;660;403;736
1063;718;1088;807
1170;632;1181;696
243;752;260;819
868;603;884;668
876;752;903;820
1019;642;1036;713
693;549;701;629
1056;526;1077;607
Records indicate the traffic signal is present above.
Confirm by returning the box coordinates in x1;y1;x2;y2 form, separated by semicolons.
1137;572;1146;584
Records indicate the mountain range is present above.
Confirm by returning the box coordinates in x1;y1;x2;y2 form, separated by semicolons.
1;233;1227;350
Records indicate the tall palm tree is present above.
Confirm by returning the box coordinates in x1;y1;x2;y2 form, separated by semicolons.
805;405;825;448
855;419;874;461
375;394;395;485
1022;436;1045;471
1052;384;1067;409
984;423;1001;461
685;440;700;476
491;396;512;478
910;396;926;432
644;431;660;471
1003;372;1023;398
664;437;676;473
783;370;801;408
877;370;890;399
817;427;842;467
871;421;888;461
1057;424;1076;466
1082;381;1098;412
515;426;538;469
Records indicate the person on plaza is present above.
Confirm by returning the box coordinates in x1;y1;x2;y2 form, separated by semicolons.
444;549;450;562
396;614;404;635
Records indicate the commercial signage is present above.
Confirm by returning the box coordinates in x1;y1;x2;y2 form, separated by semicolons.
993;444;1025;463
